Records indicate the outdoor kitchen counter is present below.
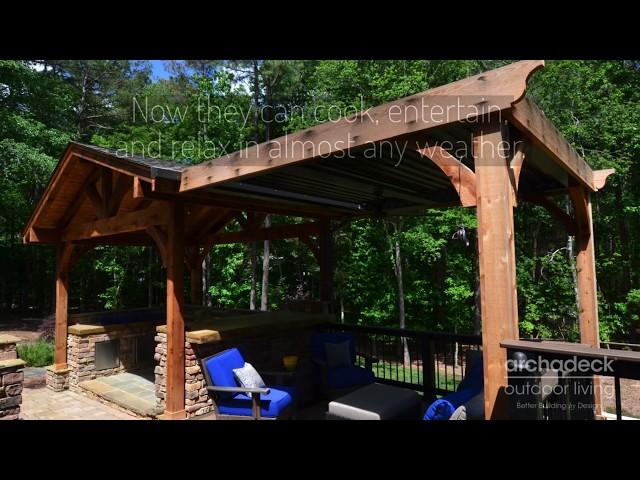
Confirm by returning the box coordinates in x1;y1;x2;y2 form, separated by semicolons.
156;310;334;345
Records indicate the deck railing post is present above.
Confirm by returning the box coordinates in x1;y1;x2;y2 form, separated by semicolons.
421;334;436;402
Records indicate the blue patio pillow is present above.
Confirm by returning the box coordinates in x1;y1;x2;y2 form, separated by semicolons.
423;387;480;420
325;341;352;368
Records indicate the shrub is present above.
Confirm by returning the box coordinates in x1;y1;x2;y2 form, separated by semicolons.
17;341;54;367
39;314;55;342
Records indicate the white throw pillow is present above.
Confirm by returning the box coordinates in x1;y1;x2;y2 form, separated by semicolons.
232;362;266;393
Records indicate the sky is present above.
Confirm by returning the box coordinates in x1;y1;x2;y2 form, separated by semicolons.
150;60;172;81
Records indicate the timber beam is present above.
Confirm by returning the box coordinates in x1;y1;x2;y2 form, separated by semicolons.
61;204;169;242
506;97;596;192
180;61;545;192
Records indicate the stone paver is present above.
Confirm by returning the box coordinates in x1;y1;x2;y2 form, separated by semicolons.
21;386;139;420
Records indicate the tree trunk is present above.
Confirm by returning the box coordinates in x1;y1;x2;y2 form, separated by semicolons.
252;60;260;144
201;254;208;307
147;247;154;308
261;215;271;311
386;219;410;367
566;198;579;329
615;183;631;293
250;242;257;310
205;252;212;307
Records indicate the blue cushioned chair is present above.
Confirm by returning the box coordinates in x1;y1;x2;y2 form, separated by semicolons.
311;332;376;399
201;348;296;420
423;350;484;420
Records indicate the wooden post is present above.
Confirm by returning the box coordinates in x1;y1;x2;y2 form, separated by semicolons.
163;201;186;419
53;243;73;370
569;185;602;416
473;120;519;420
318;218;331;303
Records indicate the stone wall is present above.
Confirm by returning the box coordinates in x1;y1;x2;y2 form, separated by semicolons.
154;326;317;418
0;335;26;420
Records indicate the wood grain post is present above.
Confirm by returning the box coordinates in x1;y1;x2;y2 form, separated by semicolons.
474;120;519;420
54;244;71;370
163;201;186;419
569;185;602;416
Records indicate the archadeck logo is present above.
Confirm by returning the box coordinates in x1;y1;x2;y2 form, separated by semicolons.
506;355;614;375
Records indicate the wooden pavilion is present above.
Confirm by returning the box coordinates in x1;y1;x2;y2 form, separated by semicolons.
22;60;614;419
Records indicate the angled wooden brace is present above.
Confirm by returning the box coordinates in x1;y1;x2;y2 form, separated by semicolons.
509;141;528;206
415;145;477;207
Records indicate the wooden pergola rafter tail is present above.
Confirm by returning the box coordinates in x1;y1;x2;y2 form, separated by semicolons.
179;60;545;193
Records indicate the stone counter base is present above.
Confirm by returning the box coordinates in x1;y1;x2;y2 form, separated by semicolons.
1;358;26;420
67;325;155;389
154;333;213;418
46;366;70;392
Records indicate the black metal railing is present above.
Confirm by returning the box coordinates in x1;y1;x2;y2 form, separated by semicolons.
321;322;481;402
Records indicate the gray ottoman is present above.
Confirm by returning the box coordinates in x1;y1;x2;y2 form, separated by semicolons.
327;383;422;420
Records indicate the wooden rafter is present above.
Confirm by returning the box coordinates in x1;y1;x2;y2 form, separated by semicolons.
415;145;476;207
86;182;105;218
135;176;350;218
100;169;112;218
108;173;132;217
58;168;101;228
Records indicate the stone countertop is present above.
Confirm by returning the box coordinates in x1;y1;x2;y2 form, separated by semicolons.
0;358;26;369
67;320;162;336
156;310;334;345
0;334;23;345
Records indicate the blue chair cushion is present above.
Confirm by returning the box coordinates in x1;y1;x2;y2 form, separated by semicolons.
456;358;484;393
217;385;296;418
203;348;246;398
423;387;480;420
327;366;375;389
311;332;356;364
423;357;484;420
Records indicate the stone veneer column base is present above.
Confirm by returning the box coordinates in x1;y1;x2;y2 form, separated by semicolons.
154;332;213;419
45;365;70;392
0;335;27;420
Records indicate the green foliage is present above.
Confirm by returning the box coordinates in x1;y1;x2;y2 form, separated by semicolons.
2;59;640;345
17;341;54;367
